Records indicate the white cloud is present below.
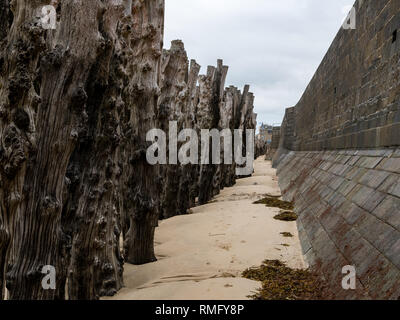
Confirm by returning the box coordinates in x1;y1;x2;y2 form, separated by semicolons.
164;0;355;126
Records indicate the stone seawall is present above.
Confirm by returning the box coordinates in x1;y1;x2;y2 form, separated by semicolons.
274;0;400;299
272;107;295;167
265;126;281;160
291;0;400;151
277;149;400;299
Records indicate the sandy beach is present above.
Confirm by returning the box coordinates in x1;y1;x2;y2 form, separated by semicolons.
106;158;306;300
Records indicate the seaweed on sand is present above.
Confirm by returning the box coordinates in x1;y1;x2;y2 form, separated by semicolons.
274;211;298;221
253;197;294;211
280;232;293;237
242;260;328;300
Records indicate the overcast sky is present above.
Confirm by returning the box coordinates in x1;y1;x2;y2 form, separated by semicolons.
164;0;355;127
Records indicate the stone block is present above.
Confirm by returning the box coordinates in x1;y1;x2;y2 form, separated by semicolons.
338;180;357;197
362;189;387;212
351;185;376;207
378;173;400;194
351;239;380;275
341;203;366;226
374;196;400;230
386;238;400;269
355;156;384;169
347;155;361;166
345;167;367;181
377;157;400;173
358;168;388;186
393;149;400;158
388;181;400;198
356;213;399;254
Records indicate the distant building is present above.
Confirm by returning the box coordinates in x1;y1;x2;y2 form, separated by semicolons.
258;123;281;160
258;123;273;144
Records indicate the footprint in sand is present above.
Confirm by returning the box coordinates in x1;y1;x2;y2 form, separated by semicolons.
218;243;231;251
230;255;239;264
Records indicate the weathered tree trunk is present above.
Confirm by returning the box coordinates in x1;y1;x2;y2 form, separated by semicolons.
122;0;164;265
0;0;10;41
60;2;127;299
157;40;188;219
0;3;11;290
241;91;256;177
0;0;165;299
218;86;236;190
1;0;108;299
157;41;203;219
175;59;200;214
183;81;201;208
233;85;256;179
197;61;228;204
0;0;258;300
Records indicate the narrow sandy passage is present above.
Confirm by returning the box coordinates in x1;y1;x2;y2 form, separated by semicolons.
107;158;306;300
